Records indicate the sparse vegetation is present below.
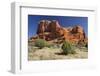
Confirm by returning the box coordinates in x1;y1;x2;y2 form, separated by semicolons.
28;46;88;60
28;39;87;60
85;43;88;48
61;40;76;55
34;39;53;49
34;39;47;49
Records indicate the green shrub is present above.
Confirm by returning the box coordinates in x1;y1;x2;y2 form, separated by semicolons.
34;39;47;49
85;43;88;48
61;40;76;55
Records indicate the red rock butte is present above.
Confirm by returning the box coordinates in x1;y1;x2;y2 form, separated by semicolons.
29;20;88;44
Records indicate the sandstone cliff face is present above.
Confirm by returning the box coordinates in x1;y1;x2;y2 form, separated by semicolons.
30;20;87;45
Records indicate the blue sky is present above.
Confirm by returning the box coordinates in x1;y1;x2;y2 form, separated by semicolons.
28;15;88;38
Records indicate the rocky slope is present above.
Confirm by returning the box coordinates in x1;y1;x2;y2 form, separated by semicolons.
29;20;88;45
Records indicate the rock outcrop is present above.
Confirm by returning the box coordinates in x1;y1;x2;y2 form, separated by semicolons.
30;20;88;45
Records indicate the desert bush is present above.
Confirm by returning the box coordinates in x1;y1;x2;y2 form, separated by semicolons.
61;40;76;55
34;39;47;49
85;43;88;48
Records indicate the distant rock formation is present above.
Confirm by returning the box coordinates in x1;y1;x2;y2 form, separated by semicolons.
29;20;88;45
